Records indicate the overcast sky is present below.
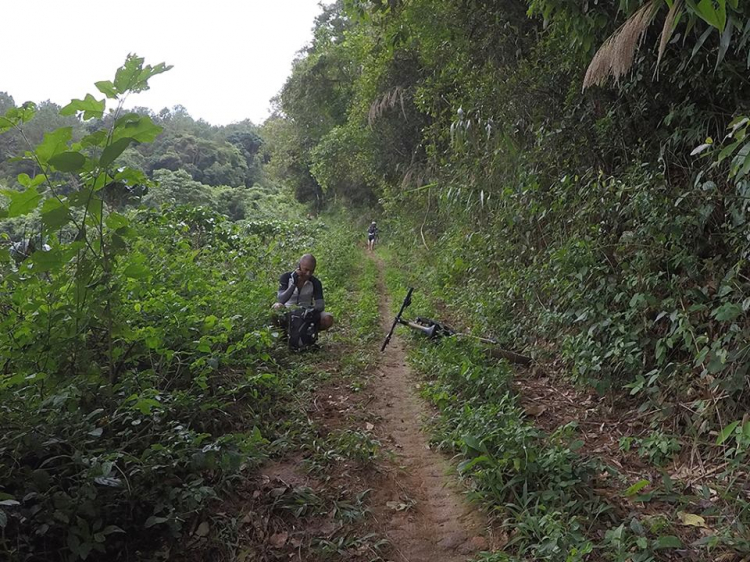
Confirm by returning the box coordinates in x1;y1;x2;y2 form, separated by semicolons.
1;0;334;126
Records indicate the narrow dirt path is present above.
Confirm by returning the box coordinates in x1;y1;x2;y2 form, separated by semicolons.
368;254;490;562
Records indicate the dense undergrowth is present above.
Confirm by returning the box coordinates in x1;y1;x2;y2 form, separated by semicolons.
272;0;750;453
383;244;750;561
0;56;384;561
0;203;385;561
268;1;750;557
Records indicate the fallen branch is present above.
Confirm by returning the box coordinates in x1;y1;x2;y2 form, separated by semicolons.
487;346;532;366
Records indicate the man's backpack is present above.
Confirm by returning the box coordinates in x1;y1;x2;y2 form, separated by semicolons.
287;307;320;350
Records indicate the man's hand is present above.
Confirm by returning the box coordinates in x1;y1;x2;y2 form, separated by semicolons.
272;302;285;310
294;268;310;287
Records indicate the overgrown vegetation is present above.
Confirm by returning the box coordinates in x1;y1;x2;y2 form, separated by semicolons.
268;0;750;558
0;57;385;561
6;0;750;558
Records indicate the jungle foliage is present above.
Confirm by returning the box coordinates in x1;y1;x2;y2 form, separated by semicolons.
268;0;750;558
0;78;298;239
272;0;750;434
0;56;378;561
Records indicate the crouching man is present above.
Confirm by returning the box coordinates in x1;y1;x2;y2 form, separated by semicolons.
271;253;334;330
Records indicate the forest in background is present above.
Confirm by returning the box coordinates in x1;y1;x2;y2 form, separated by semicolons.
273;0;750;436
3;0;750;560
0;91;301;241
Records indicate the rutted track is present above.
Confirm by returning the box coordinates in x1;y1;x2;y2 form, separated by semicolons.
367;254;490;561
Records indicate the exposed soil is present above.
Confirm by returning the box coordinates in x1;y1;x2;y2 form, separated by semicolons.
242;253;494;561
367;254;493;561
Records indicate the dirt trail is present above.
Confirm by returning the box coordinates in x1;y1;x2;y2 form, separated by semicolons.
368;255;490;562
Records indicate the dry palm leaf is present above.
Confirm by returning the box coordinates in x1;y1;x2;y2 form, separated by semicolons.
368;86;406;126
655;0;684;78
583;0;661;90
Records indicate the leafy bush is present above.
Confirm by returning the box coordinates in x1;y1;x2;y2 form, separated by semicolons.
0;56;334;560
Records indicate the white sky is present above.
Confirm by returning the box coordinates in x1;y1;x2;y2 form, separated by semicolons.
1;0;334;126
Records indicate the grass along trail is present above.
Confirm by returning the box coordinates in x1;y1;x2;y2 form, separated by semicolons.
367;253;491;561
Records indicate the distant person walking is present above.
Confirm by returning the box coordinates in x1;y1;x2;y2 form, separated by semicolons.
367;221;378;251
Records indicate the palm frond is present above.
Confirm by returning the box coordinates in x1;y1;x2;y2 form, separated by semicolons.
583;0;661;90
655;0;684;78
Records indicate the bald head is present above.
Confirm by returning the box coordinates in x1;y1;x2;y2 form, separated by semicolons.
298;254;317;279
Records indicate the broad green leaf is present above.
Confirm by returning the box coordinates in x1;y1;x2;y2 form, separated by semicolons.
133;398;161;415
653;535;683;549
35;127;72;164
136;62;172;87
100;138;133;168
731;143;750;176
630;518;645;535
628;375;646;395
694;0;723;30
729;115;749;132
0;102;36;132
68;186;94;208
708;351;728;374
736;150;750;179
81;130;108;148
144;332;162;349
694;346;709;366
85;196;103;223
105;212;130;230
716;420;740;444
112;54;171;94
462;434;487;454
30;247;75;273
41;198;72;229
60;94;105;119
112;114;163;143
716;0;727;30
4;185;43;217
16;173;46;188
114;55;147;93
457;455;490;472
717;140;741;163
569;439;584;451
713;302;742;321
95;80;118;99
49;151;86;172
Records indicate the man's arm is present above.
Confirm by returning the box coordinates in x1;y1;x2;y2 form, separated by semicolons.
312;277;325;312
277;272;296;304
